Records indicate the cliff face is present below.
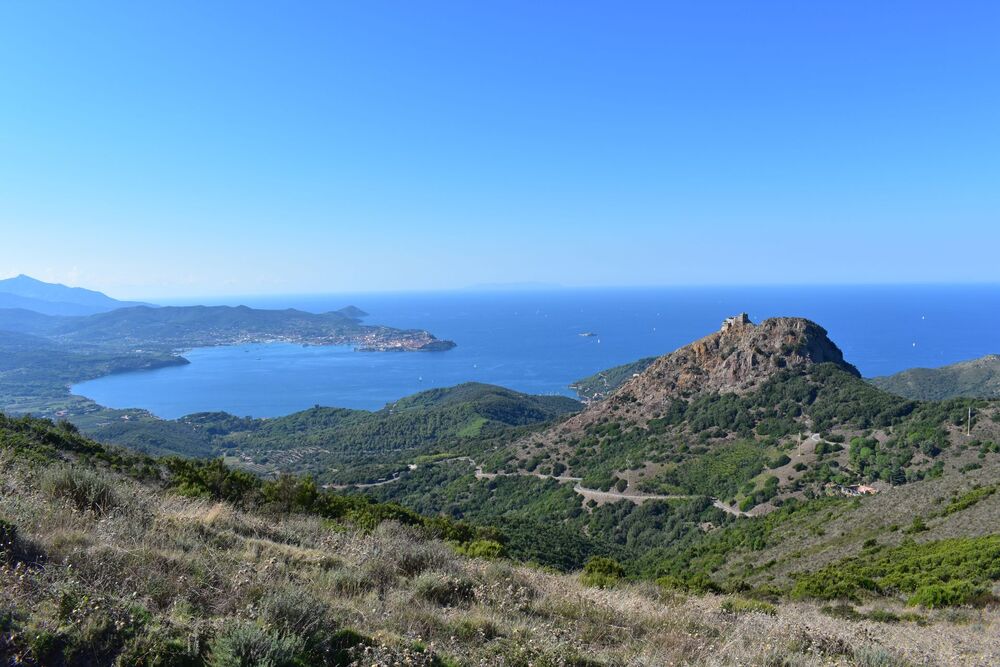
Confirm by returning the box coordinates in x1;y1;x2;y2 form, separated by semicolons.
618;314;858;406
533;315;858;443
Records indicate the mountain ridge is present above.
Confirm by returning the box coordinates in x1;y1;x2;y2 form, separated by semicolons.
0;274;149;315
871;353;1000;400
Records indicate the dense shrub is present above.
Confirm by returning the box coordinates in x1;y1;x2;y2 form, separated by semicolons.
792;536;1000;606
768;454;791;469
457;539;505;559
721;597;777;615
581;556;624;588
412;572;476;606
907;581;984;608
41;466;120;515
944;485;996;515
207;620;306;667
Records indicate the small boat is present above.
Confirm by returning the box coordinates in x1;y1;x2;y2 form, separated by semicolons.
579;332;597;337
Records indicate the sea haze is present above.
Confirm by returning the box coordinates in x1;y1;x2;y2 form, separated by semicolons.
71;285;1000;419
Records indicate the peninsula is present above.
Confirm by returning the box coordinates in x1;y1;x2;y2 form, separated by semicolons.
0;277;456;417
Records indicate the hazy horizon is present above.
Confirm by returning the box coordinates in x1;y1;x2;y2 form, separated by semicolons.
5;272;1000;304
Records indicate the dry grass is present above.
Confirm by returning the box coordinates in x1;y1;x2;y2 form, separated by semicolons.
1;456;998;666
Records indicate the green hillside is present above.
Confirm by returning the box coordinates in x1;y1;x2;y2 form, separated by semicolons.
871;354;1000;400
2;409;998;665
166;383;581;483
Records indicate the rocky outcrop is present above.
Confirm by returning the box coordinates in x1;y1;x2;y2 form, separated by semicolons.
622;314;858;404
526;314;858;446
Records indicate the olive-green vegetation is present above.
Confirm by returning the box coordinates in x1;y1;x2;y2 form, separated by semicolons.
365;460;727;572
580;556;625;588
643;497;846;591
791;536;1000;607
0;331;186;414
175;383;580;483
643;441;766;498
5;412;969;667
943;484;997;515
553;364;998;510
548;364;921;500
0;412;493;552
720;597;777;616
871;354;1000;400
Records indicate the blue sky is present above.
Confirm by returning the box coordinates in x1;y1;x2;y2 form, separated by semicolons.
1;2;998;298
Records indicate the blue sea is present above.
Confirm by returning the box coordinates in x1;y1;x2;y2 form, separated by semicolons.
72;286;1000;419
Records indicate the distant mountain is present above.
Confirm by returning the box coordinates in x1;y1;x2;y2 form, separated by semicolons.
871;354;1000;400
0;274;148;315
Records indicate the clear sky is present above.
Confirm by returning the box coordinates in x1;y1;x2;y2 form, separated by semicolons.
1;2;998;299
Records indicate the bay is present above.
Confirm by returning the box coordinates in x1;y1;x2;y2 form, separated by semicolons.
71;285;1000;418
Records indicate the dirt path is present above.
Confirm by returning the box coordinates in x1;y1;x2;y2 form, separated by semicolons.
326;473;406;490
450;456;750;515
332;455;751;517
571;485;694;504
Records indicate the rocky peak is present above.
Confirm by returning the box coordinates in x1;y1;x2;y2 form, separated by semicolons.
516;314;860;463
622;315;858;405
588;315;855;421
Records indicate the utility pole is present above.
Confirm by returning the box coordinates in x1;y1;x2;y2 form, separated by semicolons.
967;406;972;437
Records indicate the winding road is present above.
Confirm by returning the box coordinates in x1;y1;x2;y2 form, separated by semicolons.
448;456;750;516
329;455;749;517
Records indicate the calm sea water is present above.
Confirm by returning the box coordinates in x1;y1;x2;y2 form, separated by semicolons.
72;286;1000;418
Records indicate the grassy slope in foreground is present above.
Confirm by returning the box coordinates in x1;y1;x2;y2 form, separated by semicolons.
2;413;999;666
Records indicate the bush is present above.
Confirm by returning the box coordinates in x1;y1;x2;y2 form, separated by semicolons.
207;620;306;667
904;516;928;534
793;536;1000;606
41;467;120;515
720;597;776;616
580;556;624;588
260;587;330;641
907;581;983;608
768;454;791;469
867;609;901;623
944;485;996;515
412;572;475;606
118;624;202;667
457;539;504;559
